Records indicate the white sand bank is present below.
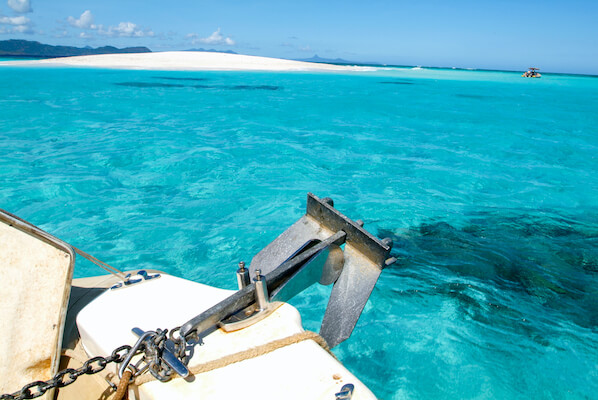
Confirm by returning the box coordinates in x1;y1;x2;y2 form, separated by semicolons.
1;51;372;72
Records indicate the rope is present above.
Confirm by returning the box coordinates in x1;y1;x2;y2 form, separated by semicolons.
134;331;334;386
0;206;126;280
72;245;127;280
114;370;132;400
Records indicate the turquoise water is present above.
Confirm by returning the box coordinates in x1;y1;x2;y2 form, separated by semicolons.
1;65;597;399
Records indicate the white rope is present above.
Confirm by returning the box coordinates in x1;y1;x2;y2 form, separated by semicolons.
72;246;127;280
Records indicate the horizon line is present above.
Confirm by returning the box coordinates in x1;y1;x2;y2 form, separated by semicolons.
0;39;596;77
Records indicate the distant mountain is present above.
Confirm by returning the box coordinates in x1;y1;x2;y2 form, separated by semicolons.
0;39;151;58
296;54;378;65
184;48;237;55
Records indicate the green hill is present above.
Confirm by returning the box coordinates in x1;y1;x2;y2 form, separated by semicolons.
0;39;151;58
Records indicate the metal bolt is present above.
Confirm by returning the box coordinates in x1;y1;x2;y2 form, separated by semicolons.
254;270;269;311
322;197;334;207
382;237;393;249
236;261;250;289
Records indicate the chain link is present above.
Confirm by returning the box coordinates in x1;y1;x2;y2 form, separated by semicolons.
1;330;189;400
0;345;132;400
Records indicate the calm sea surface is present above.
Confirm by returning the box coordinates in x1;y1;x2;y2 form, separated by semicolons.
1;64;597;399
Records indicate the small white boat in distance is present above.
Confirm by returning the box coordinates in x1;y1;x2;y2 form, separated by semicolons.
522;67;541;78
1;193;396;400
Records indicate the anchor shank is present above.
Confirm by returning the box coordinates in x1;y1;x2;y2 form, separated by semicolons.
179;231;346;339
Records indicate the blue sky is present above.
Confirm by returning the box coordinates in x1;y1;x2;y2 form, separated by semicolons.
1;0;597;74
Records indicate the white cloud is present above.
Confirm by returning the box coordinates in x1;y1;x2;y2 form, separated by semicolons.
68;10;96;29
0;23;32;34
12;23;31;33
0;13;31;33
7;0;31;13
54;29;69;38
99;21;153;38
0;15;29;25
67;10;153;38
188;28;234;46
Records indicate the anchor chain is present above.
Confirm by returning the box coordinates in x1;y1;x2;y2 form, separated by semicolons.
0;345;131;400
1;326;192;400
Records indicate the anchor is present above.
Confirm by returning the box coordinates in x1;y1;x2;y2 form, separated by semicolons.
180;193;396;348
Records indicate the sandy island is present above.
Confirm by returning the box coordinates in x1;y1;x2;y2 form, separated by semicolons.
1;51;372;72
